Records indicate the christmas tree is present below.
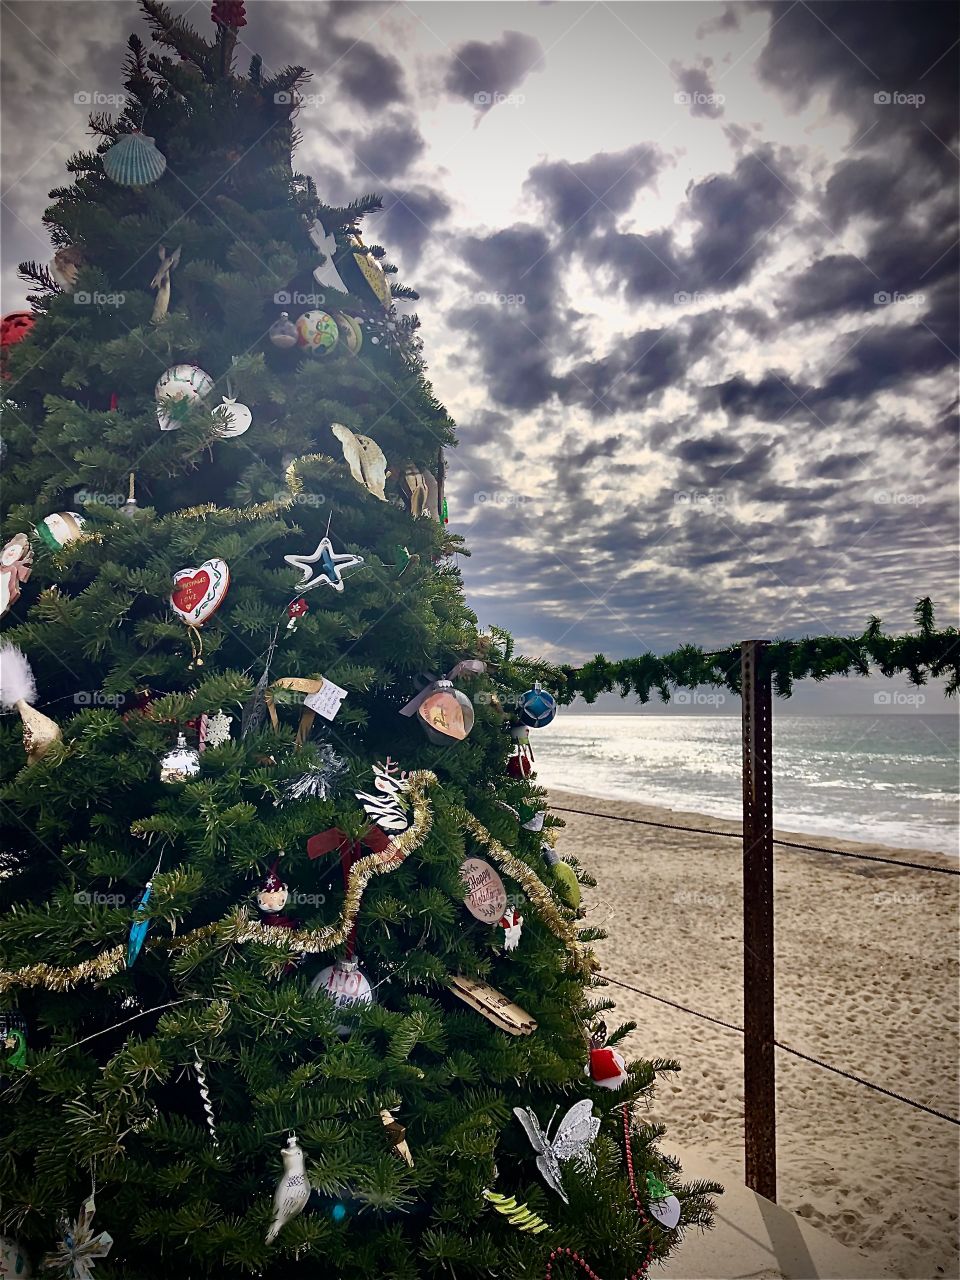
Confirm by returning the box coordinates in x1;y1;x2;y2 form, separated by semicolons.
0;4;717;1275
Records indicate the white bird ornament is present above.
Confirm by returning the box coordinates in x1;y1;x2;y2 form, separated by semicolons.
265;1132;311;1244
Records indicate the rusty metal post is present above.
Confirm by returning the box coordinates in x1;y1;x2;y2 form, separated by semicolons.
741;640;777;1202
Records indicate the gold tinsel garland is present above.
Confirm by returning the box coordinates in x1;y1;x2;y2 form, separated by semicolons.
0;772;591;993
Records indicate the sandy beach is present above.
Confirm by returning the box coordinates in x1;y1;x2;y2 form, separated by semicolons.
551;789;960;1280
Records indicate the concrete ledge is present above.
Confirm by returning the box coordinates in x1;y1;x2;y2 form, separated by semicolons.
659;1146;895;1280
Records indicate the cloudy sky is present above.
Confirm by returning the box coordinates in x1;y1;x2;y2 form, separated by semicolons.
2;1;957;710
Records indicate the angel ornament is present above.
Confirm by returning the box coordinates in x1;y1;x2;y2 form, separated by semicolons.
332;423;388;501
513;1099;600;1203
150;244;181;323
0;534;33;617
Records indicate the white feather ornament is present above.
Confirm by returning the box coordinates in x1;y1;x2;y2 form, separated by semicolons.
0;642;61;764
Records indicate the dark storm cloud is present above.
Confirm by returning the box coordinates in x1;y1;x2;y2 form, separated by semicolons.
443;29;544;113
345;117;425;182
671;61;725;119
378;187;451;268
324;38;408;110
525;144;665;233
756;1;959;158
556;328;690;417
446;223;573;409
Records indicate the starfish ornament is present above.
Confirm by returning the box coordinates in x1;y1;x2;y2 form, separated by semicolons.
283;529;363;594
45;1194;113;1280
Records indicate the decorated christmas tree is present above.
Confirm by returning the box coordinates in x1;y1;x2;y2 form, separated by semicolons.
0;4;717;1276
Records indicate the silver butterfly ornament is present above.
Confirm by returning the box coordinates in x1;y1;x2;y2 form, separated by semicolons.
513;1099;600;1203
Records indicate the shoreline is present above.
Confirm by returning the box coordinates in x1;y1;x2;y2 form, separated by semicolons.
550;788;960;1280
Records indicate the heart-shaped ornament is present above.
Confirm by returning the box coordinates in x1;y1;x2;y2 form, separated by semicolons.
171;558;230;626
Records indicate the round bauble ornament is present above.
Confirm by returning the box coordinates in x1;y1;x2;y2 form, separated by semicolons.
309;958;374;1035
459;857;508;924
155;363;215;431
268;312;299;349
213;396;252;438
102;131;167;187
296;310;339;353
418;679;475;744
35;511;85;551
1;311;35;352
518;682;557;729
336;312;363;353
160;732;200;783
0;1234;31;1277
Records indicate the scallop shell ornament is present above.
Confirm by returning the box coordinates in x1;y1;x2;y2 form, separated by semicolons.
102;131;167;187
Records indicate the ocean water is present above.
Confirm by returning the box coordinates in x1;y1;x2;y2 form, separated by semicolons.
533;714;959;854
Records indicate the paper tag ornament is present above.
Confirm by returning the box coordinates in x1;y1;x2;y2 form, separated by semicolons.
303;679;347;722
170;559;230;626
459;857;508;923
646;1174;681;1229
448;974;537;1035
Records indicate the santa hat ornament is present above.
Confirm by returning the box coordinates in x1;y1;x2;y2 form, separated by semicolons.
586;1018;632;1090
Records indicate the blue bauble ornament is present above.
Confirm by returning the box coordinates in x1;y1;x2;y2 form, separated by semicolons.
518;683;557;728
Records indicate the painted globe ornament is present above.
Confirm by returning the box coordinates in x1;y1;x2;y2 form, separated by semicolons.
296;310;339;353
212;396;252;438
155;364;215;431
336;311;363;353
101;131;167;187
417;679;475;744
2;313;35;378
309;958;374;1036
268;312;298;349
0;1234;31;1277
35;511;85;551
518;682;558;729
